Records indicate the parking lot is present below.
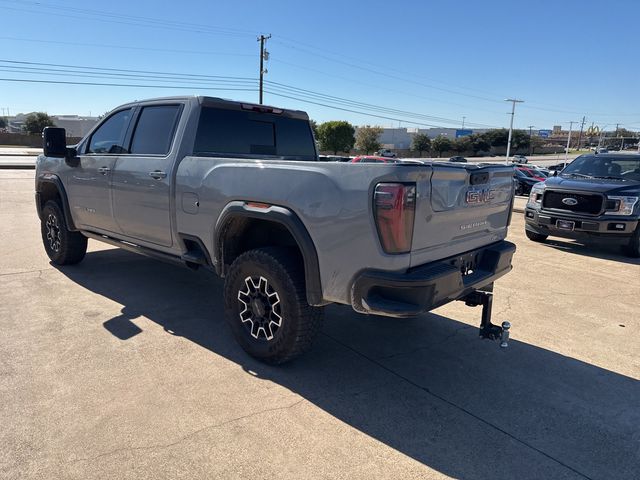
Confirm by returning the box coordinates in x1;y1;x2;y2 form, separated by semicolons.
1;169;638;479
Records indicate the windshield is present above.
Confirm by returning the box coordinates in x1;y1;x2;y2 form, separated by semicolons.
561;155;640;182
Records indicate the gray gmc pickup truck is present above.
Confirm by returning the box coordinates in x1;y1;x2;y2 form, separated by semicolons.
36;96;516;363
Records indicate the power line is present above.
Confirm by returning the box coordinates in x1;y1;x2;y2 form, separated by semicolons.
271;39;505;105
265;81;499;128
270;58;507;116
0;36;254;58
0;59;255;81
0;0;257;38
0;77;257;92
0;65;256;86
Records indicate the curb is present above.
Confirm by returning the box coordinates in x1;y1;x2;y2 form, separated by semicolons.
0;164;35;170
0;153;39;157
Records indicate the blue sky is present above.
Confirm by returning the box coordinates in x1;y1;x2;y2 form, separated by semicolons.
1;0;638;132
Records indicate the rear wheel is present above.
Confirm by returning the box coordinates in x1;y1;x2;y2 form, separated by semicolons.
40;200;87;265
525;229;548;243
223;247;324;364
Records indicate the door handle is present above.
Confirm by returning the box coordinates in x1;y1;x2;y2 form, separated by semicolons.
98;166;111;175
148;170;167;180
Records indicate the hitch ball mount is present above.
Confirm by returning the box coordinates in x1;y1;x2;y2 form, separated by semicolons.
462;291;511;348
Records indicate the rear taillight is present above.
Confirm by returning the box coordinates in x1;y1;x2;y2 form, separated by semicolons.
373;183;416;254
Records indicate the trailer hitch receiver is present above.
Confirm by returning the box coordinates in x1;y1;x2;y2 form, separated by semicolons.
461;291;511;347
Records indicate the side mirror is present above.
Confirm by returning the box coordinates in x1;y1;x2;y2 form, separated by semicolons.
42;127;79;165
553;170;558;177
42;127;67;157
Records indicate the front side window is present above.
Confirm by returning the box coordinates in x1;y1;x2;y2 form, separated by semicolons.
193;107;316;160
87;109;132;154
130;105;182;155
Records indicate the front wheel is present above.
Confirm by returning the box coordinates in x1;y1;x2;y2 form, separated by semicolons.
515;183;524;196
525;229;548;243
223;247;324;364
624;226;640;258
40;200;87;265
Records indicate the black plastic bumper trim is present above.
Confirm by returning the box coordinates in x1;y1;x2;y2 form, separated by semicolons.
351;240;516;317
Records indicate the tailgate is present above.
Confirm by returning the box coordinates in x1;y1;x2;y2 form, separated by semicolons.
410;162;514;267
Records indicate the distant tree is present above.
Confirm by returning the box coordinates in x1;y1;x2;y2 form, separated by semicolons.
23;112;55;134
355;125;383;154
511;130;530;151
0;117;6;129
530;136;545;154
453;136;473;154
431;135;452;157
412;133;431;156
316;120;355;154
469;133;490;155
616;127;636;138
481;129;509;147
309;119;318;139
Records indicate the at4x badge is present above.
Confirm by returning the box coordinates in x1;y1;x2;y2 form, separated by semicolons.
466;188;495;204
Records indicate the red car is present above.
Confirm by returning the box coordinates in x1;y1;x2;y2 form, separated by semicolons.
350;155;398;163
517;166;545;182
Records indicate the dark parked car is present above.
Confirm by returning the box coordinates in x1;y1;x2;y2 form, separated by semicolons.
524;153;640;257
514;167;543;196
548;161;571;173
449;156;467;163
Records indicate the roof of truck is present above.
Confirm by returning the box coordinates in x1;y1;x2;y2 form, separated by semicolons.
113;95;309;120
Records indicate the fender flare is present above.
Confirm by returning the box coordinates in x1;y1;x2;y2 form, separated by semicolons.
35;174;77;231
214;201;325;306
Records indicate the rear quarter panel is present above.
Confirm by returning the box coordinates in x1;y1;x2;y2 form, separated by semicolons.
175;159;430;303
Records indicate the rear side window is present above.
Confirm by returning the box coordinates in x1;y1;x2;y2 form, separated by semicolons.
130;105;182;155
194;107;316;160
87;109;132;154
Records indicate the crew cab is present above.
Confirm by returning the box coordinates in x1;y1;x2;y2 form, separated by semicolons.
524;153;640;257
36;96;516;363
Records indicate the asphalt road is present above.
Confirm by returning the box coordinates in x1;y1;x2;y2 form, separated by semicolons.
1;170;638;480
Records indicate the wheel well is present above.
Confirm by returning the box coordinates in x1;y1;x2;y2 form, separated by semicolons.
220;217;302;272
38;181;62;211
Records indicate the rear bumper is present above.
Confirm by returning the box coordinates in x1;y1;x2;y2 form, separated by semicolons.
351;240;516;318
524;207;638;245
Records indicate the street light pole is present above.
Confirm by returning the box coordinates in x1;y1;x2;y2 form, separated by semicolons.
462;116;466;129
505;98;524;164
565;121;575;163
528;125;534;156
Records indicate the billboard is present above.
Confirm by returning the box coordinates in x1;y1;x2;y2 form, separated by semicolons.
456;129;473;138
538;129;552;138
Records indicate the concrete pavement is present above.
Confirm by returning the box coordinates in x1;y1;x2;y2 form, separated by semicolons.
1;169;638;480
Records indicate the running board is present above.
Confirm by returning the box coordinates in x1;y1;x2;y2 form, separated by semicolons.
82;231;186;267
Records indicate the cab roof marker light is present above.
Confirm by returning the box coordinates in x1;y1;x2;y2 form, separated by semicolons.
241;103;283;114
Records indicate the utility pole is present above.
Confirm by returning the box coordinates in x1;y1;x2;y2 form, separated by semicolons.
565;121;575;163
462;116;466;129
576;115;586;151
504;98;524;164
257;34;271;104
527;125;534;156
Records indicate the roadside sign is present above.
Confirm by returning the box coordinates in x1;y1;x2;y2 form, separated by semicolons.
538;129;552;138
456;129;473;138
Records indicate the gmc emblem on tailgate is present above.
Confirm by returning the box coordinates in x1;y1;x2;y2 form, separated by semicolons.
466;189;495;204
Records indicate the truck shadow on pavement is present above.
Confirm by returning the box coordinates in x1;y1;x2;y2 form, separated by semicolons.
58;249;640;480
538;238;640;265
